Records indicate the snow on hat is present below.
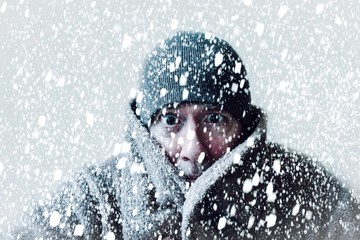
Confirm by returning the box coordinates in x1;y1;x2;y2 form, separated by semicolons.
136;31;252;127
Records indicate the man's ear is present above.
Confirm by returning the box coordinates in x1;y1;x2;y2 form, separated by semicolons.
148;110;161;129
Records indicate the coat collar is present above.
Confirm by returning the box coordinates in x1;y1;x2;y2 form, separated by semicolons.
181;106;267;238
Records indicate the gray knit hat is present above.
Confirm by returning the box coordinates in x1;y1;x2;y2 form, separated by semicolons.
135;31;254;128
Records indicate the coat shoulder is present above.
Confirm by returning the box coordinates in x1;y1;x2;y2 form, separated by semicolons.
13;156;123;239
189;141;360;239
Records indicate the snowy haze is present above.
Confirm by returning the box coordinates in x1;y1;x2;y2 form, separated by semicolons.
1;0;359;235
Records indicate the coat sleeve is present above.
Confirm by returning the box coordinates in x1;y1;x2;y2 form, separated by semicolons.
280;148;360;239
13;159;123;240
277;146;360;239
320;182;360;239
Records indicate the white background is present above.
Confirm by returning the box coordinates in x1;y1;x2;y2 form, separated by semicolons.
1;0;359;236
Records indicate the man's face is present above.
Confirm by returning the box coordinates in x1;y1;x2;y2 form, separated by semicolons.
149;103;242;181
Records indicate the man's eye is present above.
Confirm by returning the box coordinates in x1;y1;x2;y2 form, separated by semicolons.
161;113;178;126
205;113;225;124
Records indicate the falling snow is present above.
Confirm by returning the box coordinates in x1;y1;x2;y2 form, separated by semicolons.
116;157;127;169
272;159;281;174
37;115;47;127
182;88;189;100
242;0;253;7
1;0;359;239
53;169;62;181
86;112;94;126
242;178;253;193
122;33;132;49
179;74;188;86
292;202;300;216
278;6;288;18
217;217;227;230
266;213;277;228
0;2;7;13
234;61;242;74
255;22;264;37
73;224;84;236
49;211;61;227
0;162;4;175
106;231;116;240
233;153;243;165
315;4;325;14
214;52;224;67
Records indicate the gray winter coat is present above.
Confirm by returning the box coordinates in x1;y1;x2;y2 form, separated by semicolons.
15;102;360;239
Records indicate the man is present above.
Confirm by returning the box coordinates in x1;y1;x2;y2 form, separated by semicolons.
16;32;360;239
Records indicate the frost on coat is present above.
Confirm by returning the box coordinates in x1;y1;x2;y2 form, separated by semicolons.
14;101;360;239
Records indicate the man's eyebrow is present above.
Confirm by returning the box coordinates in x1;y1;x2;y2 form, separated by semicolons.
155;107;177;118
149;107;177;126
161;107;176;113
202;104;222;111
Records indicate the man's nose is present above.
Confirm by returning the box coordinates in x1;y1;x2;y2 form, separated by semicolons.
178;121;207;163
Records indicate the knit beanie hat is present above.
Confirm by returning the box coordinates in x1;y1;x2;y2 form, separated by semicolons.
135;31;256;130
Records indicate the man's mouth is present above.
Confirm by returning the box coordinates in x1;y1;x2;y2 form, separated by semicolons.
176;159;203;181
